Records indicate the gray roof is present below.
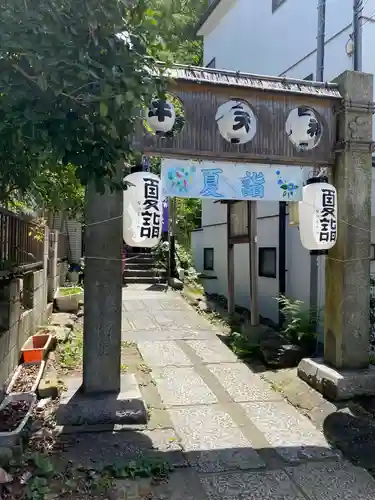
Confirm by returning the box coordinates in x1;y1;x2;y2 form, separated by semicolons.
167;64;342;99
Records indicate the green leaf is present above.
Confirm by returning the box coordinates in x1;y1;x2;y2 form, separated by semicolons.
115;94;124;107
283;191;287;197
100;102;108;117
280;184;288;190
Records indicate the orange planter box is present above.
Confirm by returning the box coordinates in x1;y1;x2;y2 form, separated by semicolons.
21;335;53;363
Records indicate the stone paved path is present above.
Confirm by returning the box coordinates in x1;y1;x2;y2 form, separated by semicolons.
121;284;375;499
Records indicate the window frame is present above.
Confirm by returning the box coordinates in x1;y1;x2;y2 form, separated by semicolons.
272;0;286;13
203;247;214;271
371;244;375;261
259;247;277;278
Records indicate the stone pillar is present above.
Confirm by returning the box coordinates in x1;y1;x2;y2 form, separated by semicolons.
82;173;123;394
324;71;373;370
47;230;59;302
298;71;375;400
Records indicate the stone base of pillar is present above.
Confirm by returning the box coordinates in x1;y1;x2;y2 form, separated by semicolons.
55;374;147;426
298;358;375;401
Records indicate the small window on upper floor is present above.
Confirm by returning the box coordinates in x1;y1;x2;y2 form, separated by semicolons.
303;73;314;81
272;0;286;13
206;58;216;69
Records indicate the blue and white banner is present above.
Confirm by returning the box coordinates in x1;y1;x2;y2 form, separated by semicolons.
161;159;306;201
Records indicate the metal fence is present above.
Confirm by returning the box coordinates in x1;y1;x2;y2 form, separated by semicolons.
0;208;44;271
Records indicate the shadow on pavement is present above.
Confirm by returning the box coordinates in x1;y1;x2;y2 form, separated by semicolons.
44;428;375;499
323;409;375;473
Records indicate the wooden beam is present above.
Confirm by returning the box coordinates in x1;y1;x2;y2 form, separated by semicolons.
247;200;259;326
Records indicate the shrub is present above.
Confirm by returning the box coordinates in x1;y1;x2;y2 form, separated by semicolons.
275;295;319;352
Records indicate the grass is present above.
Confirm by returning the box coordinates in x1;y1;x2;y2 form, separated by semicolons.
58;287;82;297
10;451;174;500
56;329;83;370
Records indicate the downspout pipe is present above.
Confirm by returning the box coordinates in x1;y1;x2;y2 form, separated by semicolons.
278;202;287;327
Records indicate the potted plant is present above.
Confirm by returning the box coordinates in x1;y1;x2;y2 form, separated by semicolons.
55;286;83;313
67;262;82;283
21;334;53;363
0;393;37;448
7;361;46;394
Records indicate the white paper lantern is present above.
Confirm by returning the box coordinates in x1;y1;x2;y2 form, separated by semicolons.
298;177;337;251
285;106;323;151
145;99;176;134
123;172;162;248
215;100;256;144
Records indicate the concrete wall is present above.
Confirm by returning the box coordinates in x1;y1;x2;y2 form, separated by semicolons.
0;228;67;390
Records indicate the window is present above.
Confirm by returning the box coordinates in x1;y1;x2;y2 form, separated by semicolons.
259;247;277;278
204;248;214;271
272;0;286;12
303;73;314;81
206;58;216;69
371;244;375;261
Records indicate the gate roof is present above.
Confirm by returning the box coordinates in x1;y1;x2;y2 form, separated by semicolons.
135;64;341;166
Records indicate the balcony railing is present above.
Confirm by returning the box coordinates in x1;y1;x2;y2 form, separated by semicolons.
0;208;44;271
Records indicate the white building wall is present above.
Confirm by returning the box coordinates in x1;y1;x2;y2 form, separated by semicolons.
193;0;375;322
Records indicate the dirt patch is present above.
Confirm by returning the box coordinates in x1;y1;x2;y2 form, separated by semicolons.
11;364;40;393
0;400;30;432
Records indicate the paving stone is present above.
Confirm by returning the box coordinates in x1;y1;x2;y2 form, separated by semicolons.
186;339;238;363
287;460;375;500
200;469;305;500
121;317;133;332
50;312;75;329
159;299;190;311
207;363;283;402
121;300;147;312
126;313;160;331
122;329;217;341
137;341;192;367
152;367;217;406
241;401;339;463
168;405;264;472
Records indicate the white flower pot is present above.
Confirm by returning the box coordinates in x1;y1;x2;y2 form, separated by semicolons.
55;287;83;313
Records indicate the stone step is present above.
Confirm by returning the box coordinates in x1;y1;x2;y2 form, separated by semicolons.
124;276;167;284
125;261;157;269
125;257;155;264
124;269;167;278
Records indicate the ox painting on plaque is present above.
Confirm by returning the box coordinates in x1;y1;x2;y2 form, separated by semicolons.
123;172;162;248
298;177;337;253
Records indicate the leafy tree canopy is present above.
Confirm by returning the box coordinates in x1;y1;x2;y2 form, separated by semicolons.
0;0;165;204
146;0;208;65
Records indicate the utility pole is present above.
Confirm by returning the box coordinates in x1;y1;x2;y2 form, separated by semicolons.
353;0;363;71
316;0;326;81
309;0;326;329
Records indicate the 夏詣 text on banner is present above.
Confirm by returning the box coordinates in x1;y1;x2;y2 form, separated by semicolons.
161;159;306;201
